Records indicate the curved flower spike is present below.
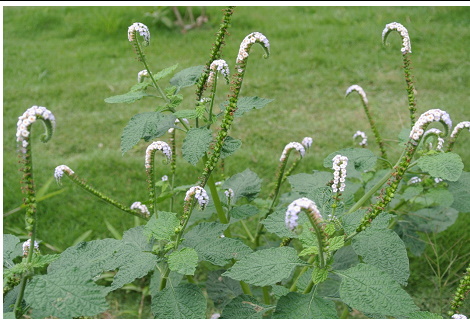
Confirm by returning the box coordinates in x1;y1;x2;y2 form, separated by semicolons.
285;197;323;231
128;22;150;45
409;109;452;145
346;84;368;106
185;186;210;210
137;69;150;83
130;201;150;217
280;142;305;162
423;128;445;151
382;22;411;54
54;165;75;184
353;130;368;147
207;59;230;87
145;141;172;170
236;31;270;64
450;121;470;140
301;137;313;150
16;105;56;154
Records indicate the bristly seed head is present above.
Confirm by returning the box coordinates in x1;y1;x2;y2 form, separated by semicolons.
346;85;368;105
128;22;150;45
285;197;323;231
145;141;172;169
382;22;412;54
280;142;305;162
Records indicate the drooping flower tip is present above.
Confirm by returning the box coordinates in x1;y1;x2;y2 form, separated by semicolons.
22;239;39;256
332;155;348;193
450;121;470;138
346;85;368;105
353;130;368;147
224;188;234;199
137;69;150;83
54;165;74;182
409;109;452;144
285;197;322;230
382;22;411;54
185;186;210;209
451;314;467;319
145;141;172;169
128;22;150;44
280;142;305;162
408;176;422;185
207;59;230;87
130;201;150;216
236;31;270;64
301;137;313;149
16;106;55;144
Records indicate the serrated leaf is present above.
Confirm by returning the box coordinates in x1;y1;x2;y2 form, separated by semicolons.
288;171;332;194
223;247;307;287
151;283;207;319
182;222;252;266
312;267;329;284
182;127;212;165
220;136;242;159
24;269;109;318
273;291;337;319
417;152;463;181
170;65;204;90
328;236;345;251
121;112;176;154
3;234;22;268
144;211;179;241
105;90;153;104
352;228;409;285
407;207;459;233
299;246;319;257
394;223;427;257
153;64;179;81
229;204;259;221
206;270;243;309
324;148;378;178
336;263;419;317
174;109;198;120
271;285;290;298
414;187;454;208
168;248;198;275
223;169;262;204
332;245;359;271
261;208;306;239
448;171;470;212
219;96;274;117
220;294;274;319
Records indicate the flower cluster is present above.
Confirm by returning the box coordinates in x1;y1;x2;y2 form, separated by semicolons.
301;137;313;150
16;106;56;154
280;142;305;162
224;188;234;200
54;165;75;183
332;155;348;193
185;186;210;209
236;32;270;64
452;314;467;319
408;176;422;185
346;85;368;105
285;197;323;231
423;128;445;150
145;141;172;169
207;59;230;87
409;109;452;145
450;121;470;139
382;22;412;54
137;69;150;83
22;239;39;256
435;177;443;183
353;130;368;147
130;201;150;216
128;22;150;44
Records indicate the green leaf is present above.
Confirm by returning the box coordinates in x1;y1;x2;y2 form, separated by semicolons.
168;247;198;275
404;311;443;319
221;294;275;319
174;109;198;120
312;267;329;284
328;236;345;251
332;245;359;271
206;270;243;309
417;152;464;181
336;263;419;317
121;112;176;154
24;269;109;318
104;89;153;104
151;283;207;319
299;246;319;257
182;222;252;266
3;234;22;268
144;211;179;241
220;136;242;159
271;285;290;298
182;127;212;165
342;210;392;235
229;204;259;221
223;247;307;286
170;65;204;90
407;207;459;233
261;208;306;239
448;171;470;212
273;291;337;319
324;148;378;178
414;187;454;208
394;223;427;257
288;171;332;194
223;169;262;204
220;96;274;117
153;63;179;81
352;228;409;285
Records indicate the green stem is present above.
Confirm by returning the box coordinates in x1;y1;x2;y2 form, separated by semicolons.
262;286;271;305
290;256;315;292
403;52;417;127
240;281;252;295
240;220;255;243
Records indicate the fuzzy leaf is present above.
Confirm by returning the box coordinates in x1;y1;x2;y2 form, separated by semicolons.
288;171;332;194
223;169;262;204
182;222;252;266
153;64;179;81
24;269;109;318
174;109;198;120
220;294;275;319
144;211;179;241
220;136;242;159
220;96;274;117
273;291;337;319
206;270;243;309
229;204;259;221
312;267;329;284
151;283;207;319
261;208;307;239
168;248;198;275
336;263;419;317
3;234;22;268
324;148;378;178
417;152;463;181
121;112;176;154
328;236;345;251
105;89;153;104
448;171;470;212
407;207;459;233
170;65;204;90
332;245;360;271
352;228;409;285
223;247;307;287
182;127;212;165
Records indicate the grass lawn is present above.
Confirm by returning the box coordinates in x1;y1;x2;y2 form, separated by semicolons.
3;5;470;318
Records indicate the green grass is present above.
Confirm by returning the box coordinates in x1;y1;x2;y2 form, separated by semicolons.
3;6;470;318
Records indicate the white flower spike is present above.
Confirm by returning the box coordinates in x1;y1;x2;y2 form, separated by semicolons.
353;130;368;147
236;32;270;64
128;22;150;45
145;141;172;169
185;186;210;210
301;137;313;150
130;201;150;216
22;239;39;256
285;197;323;231
409;109;452;145
332;155;348;193
207;59;230;87
54;165;75;183
450;121;470;139
382;22;412;54
346;85;368;105
280;142;305;162
16;105;56;153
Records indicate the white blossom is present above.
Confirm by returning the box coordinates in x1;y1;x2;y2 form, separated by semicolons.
22;239;39;256
382;22;412;54
332;155;348;193
346;85;368;105
161;175;168;182
450;121;470;139
137;69;150;83
128;22;150;44
130;201;150;216
452;314;467;319
409;109;452;145
145;141;172;169
207;59;230;87
54;165;75;183
301;137;313;149
185;186;210;209
16;106;55;149
353;130;368;147
224;188;234;200
236;32;270;64
408;176;422;185
434;177;443;183
285;197;323;231
280;142;305;162
423;128;445;151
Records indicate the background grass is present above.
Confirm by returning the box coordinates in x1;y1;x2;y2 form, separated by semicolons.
3;5;469;318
